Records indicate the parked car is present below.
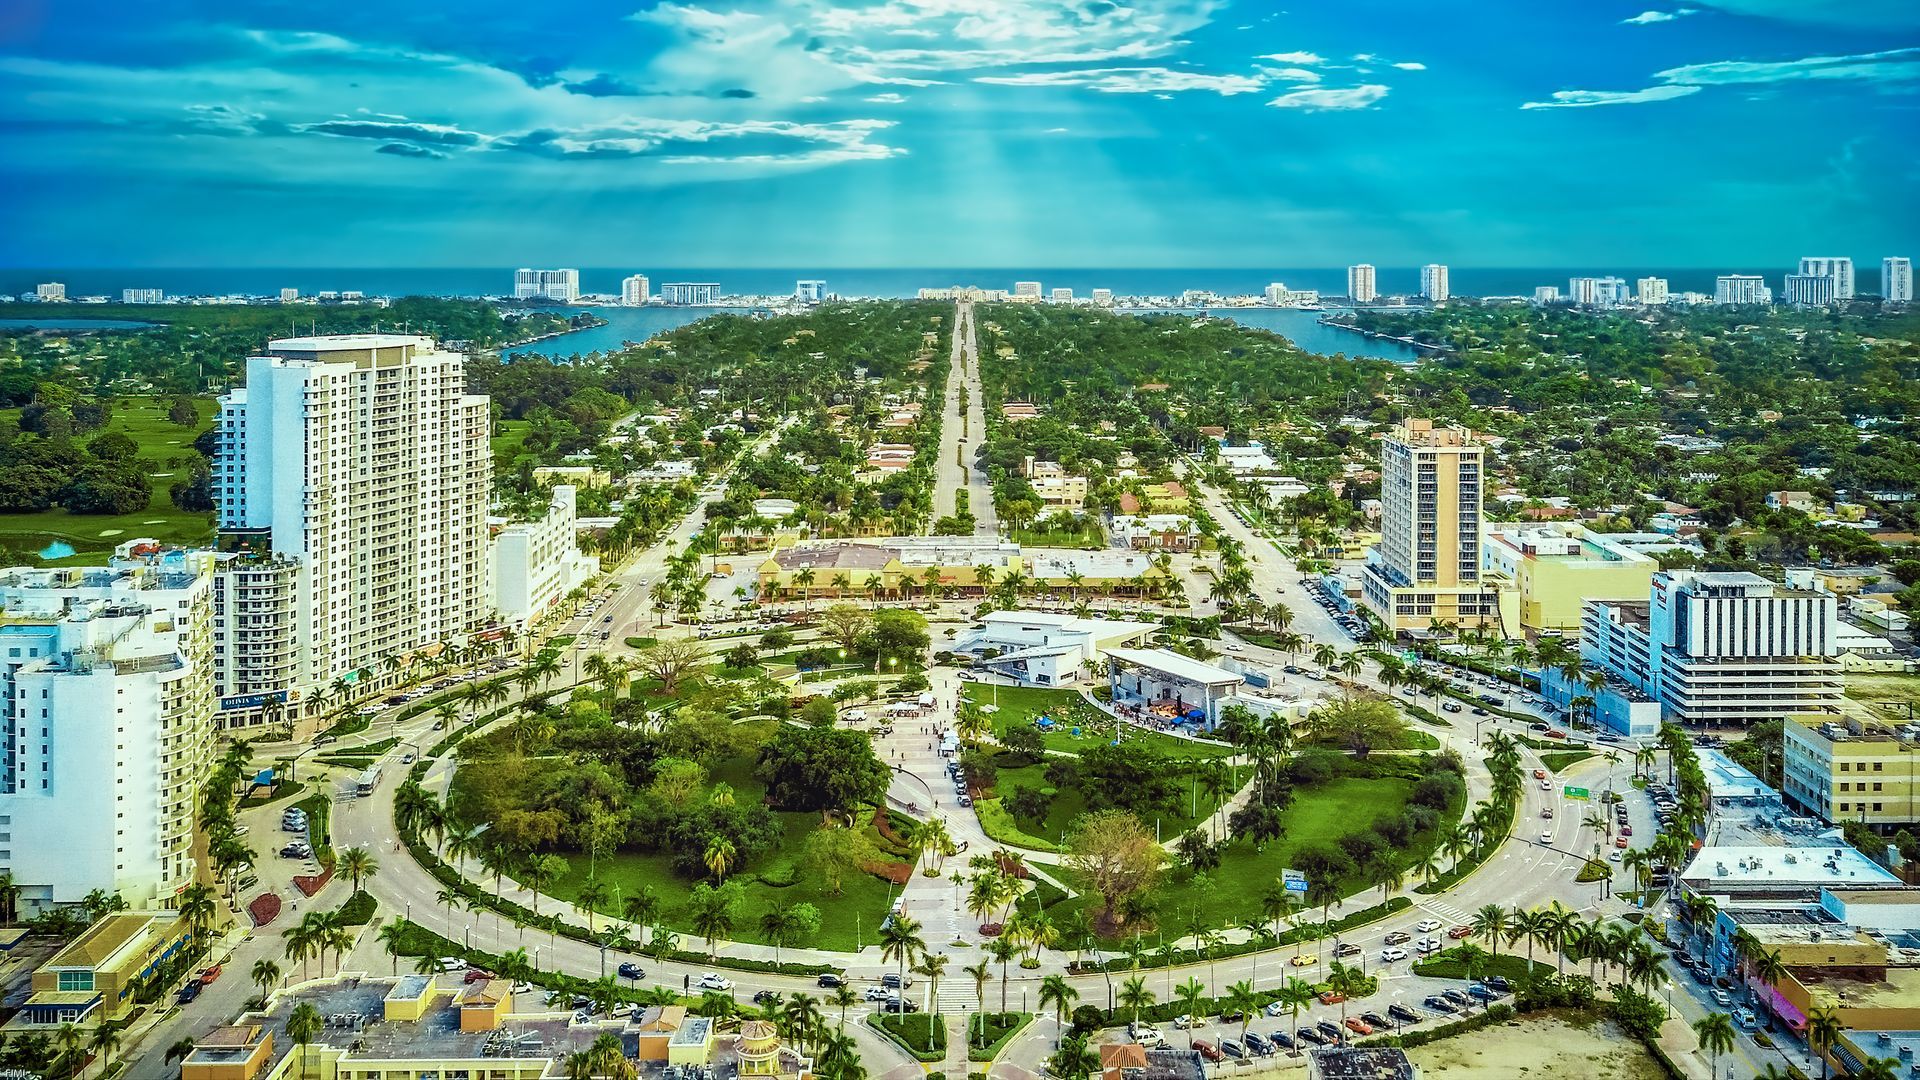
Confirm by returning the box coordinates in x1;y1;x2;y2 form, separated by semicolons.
1315;1020;1342;1041
1416;937;1442;954
1318;990;1347;1006
1193;1041;1223;1063
1388;1003;1422;1023
1244;1032;1274;1056
1267;1029;1295;1050
1486;976;1511;992
1442;989;1471;1007
863;986;893;1001
438;957;469;972
1424;995;1457;1014
1128;1022;1162;1046
1294;1027;1324;1046
176;982;203;1004
1264;1000;1289;1017
1171;1014;1198;1030
199;964;222;985
1220;1038;1245;1058
464;968;496;983
1344;1017;1373;1036
1466;984;1495;1002
1361;1012;1390;1029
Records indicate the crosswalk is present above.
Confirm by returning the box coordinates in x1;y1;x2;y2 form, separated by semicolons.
1419;899;1472;925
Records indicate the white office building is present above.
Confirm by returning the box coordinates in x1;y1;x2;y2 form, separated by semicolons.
1419;264;1449;303
1091;288;1113;306
1347;264;1377;303
490;486;599;628
213;335;491;731
1013;281;1043;299
0;551;216;914
1797;257;1854;300
659;282;720;305
1533;286;1561;304
513;268;580;303
621;275;650;307
1637;277;1670;306
1715;275;1772;306
121;288;163;304
1783;274;1835;307
280;288;300;304
1050;287;1073;302
795;279;826;304
1566;571;1842;729
1884;257;1913;304
34;283;65;302
951;611;1156;687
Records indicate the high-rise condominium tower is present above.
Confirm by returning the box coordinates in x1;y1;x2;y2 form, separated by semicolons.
513;268;580;302
621;275;650;306
1361;420;1506;632
1419;264;1448;302
1348;264;1377;303
1884;257;1913;303
214;335;490;727
1796;257;1854;300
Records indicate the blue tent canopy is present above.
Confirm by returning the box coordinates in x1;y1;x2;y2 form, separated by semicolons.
251;768;275;788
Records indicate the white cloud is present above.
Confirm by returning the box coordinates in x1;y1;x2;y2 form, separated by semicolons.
976;66;1267;95
1258;51;1324;65
1392;61;1427;71
1266;84;1389;110
1521;85;1701;108
1043;126;1070;133
1621;9;1691;23
865;91;907;103
1262;67;1322;83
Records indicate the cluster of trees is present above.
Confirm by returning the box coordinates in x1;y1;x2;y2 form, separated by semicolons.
0;388;213;516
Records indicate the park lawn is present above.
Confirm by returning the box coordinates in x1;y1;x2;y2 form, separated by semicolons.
993;761;1248;847
1046;773;1438;930
1844;672;1920;725
967;683;1236;761
1540;750;1595;773
526;738;905;954
492;419;533;473
0;395;215;563
1012;527;1105;549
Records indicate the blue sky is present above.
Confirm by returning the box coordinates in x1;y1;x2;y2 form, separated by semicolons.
0;0;1915;268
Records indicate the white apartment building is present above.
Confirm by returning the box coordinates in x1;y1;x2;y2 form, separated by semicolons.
214;335;490;731
1347;264;1377;303
1797;257;1854;300
659;282;720;305
122;288;163;304
1361;419;1507;632
1716;274;1772;305
1884;257;1913;304
1419;264;1449;302
1572;571;1842;729
0;551;216;913
1050;287;1073;302
621;275;650;306
1533;286;1561;304
513;268;580;303
1783;274;1835;307
34;283;65;301
1637;277;1670;305
1013;281;1043;299
796;279;826;304
280;288;300;304
1568;276;1629;307
490;486;599;628
1091;288;1114;305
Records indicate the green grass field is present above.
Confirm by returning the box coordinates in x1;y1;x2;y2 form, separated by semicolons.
993;760;1248;846
966;683;1237;760
0;395;215;563
492;418;534;474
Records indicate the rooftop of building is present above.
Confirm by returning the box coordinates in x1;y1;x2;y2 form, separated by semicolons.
974;610;1159;638
1025;549;1163;579
46;912;175;970
1696;748;1773;801
1389;418;1478;449
245;976;614;1068
266;333;434;353
1310;1046;1418;1079
1802;968;1920;1011
1485;523;1656;566
1107;648;1245;687
1788;715;1920;747
1669;570;1825;599
1683;845;1902;889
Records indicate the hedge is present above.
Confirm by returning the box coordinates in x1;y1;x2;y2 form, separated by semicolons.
1411;947;1551;982
1071;897;1412;974
1415;795;1516;895
337;890;378;926
869;1012;946;1061
967;1012;1033;1061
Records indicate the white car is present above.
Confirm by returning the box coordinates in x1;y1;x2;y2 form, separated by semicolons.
1414;919;1442;933
438;957;468;972
1264;1001;1288;1018
1128;1022;1163;1046
1540;779;1552;790
696;973;732;991
863;986;894;1001
1172;1014;1198;1030
1415;937;1441;955
1540;830;1555;843
1381;947;1409;963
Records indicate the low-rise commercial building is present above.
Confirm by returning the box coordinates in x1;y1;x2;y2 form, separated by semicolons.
490;486;599;628
1482;524;1657;640
952;611;1156;686
1783;716;1920;827
1109;514;1199;552
12;912;196;1029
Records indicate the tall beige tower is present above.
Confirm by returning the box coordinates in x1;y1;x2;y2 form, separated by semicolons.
1362;419;1507;633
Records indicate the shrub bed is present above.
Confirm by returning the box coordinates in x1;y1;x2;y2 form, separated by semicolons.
967;1012;1032;1061
337;890;377;926
247;893;281;927
1070;897;1411;974
870;1012;946;1061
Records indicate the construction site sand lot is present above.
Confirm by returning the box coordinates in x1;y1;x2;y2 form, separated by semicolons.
1406;1015;1666;1080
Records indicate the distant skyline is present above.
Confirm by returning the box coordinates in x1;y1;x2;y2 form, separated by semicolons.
1;1;1916;267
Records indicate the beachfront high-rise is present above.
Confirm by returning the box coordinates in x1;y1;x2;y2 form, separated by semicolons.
1347;264;1377;303
1361;419;1507;633
1637;277;1669;306
0;550;216;914
1419;264;1449;302
1797;257;1854;300
1783;274;1835;307
214;335;490;731
513;268;579;303
621;274;650;306
1715;274;1772;305
1885;257;1913;304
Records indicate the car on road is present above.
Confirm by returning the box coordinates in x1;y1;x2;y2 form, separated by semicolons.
177;982;203;1004
696;973;732;991
1416;937;1441;954
863;986;893;1001
816;974;844;988
1540;778;1552;790
1540;830;1555;843
1442;701;1463;713
1711;989;1731;1006
1384;931;1411;945
1544;728;1568;739
618;963;645;980
1290;954;1317;967
881;972;911;989
1334;942;1362;958
1533;768;1548;779
1415;918;1442;933
1541;807;1554;818
1448;925;1473;939
753;990;781;1005
1381;947;1408;962
1223;643;1242;653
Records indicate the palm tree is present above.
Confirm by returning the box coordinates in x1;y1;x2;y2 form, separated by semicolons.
338;846;379;894
1279;976;1315;1043
1175;977;1208;1047
879;914;925;1006
287;1001;323;1079
1039;974;1078;1048
1225;979;1260;1048
831;981;861;1031
251;957;282;1002
1471;904;1511;958
87;1024;122;1078
1118;975;1156;1024
987;935;1021;1012
1693;1012;1737;1079
1807;1006;1842;1080
376;921;409;976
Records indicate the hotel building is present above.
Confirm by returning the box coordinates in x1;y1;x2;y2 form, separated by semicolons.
213;335;490;731
511;268;579;303
1419;264;1449;302
0;551;216;913
1347;264;1377;303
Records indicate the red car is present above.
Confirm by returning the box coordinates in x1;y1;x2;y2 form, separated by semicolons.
1319;990;1347;1005
1533;768;1548;779
1544;729;1568;739
1616;837;1630;849
464;968;497;983
1193;1040;1224;1062
1344;1017;1374;1035
1448;925;1473;940
1620;825;1633;836
199;964;222;986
